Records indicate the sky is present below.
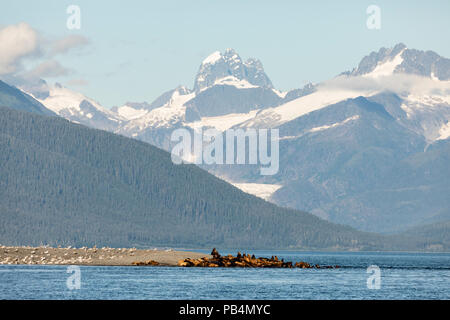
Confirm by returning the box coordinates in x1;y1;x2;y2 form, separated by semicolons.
1;0;450;107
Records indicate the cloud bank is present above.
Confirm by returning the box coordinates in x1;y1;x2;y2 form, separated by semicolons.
0;22;89;80
50;34;90;56
26;60;70;78
319;73;450;97
0;22;40;74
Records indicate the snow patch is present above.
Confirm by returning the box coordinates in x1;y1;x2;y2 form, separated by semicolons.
202;51;221;65
366;49;405;78
168;90;195;108
34;84;122;122
431;72;439;81
272;89;287;98
116;105;148;120
309;115;360;133
187;110;260;132
213;76;258;89
242;87;372;128
436;122;450;141
231;182;282;200
406;93;450;107
279;115;360;141
129;105;186;129
400;103;414;119
37;86;87;113
118;90;195;132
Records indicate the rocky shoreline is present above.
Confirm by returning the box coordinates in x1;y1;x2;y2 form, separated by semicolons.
1;246;340;269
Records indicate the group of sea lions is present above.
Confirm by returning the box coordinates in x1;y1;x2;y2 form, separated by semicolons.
176;248;340;269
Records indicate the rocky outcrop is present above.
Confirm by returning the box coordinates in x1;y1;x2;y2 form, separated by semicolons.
177;248;339;269
194;49;274;92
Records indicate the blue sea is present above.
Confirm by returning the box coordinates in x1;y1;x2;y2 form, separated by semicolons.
1;251;449;300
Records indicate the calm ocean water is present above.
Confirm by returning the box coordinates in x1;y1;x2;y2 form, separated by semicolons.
1;251;449;300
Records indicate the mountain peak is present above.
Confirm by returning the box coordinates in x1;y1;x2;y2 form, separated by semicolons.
224;47;236;53
201;51;222;65
194;49;273;92
174;85;191;95
393;42;407;51
350;43;450;80
351;43;407;77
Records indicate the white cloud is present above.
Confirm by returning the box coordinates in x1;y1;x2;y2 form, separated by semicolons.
319;73;450;97
0;22;40;75
50;34;89;55
0;23;90;81
26;60;70;78
66;78;88;86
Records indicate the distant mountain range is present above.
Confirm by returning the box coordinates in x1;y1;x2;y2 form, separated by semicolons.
1;78;449;251
0;92;382;250
14;43;450;234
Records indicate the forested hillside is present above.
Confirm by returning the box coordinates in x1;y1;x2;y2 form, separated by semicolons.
397;221;450;251
0;105;388;249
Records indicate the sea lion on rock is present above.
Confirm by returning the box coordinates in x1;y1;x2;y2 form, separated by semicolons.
211;248;220;258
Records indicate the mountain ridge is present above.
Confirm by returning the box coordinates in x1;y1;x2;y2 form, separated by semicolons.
0;104;389;249
0;80;55;116
15;43;450;233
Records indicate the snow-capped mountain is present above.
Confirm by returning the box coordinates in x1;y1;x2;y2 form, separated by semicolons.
119;87;195;131
348;43;450;80
194;48;274;92
206;45;450;233
113;49;295;146
25;49;311;139
19;44;450;233
349;43;450;143
25;82;125;130
110;104;149;121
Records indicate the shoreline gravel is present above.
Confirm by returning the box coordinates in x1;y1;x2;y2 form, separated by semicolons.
0;245;210;266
